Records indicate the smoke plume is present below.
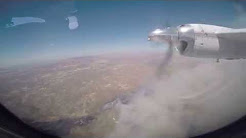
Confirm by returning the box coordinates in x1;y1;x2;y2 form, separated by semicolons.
234;1;246;28
109;55;246;138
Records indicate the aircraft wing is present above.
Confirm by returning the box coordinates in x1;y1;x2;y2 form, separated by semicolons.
216;29;246;41
215;29;246;59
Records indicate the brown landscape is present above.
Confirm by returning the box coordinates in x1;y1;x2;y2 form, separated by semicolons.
0;51;168;137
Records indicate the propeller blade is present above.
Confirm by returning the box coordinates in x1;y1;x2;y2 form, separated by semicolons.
150;42;163;48
156;41;173;79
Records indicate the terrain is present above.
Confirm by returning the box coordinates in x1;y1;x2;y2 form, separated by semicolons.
2;51;240;138
0;51;165;137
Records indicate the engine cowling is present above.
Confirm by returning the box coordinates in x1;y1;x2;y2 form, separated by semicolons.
177;24;221;59
176;24;195;56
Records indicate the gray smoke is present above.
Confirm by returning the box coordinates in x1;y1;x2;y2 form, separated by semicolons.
109;55;246;138
156;43;173;79
234;1;246;28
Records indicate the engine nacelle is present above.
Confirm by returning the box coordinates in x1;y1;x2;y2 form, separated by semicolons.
148;23;246;60
177;24;223;59
176;24;195;56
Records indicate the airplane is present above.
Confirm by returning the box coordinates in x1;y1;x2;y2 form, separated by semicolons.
148;24;246;62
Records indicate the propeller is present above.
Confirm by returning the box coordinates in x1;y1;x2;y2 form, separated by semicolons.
149;21;169;48
148;23;178;79
156;41;173;79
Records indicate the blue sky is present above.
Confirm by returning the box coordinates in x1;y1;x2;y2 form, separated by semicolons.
0;1;238;67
